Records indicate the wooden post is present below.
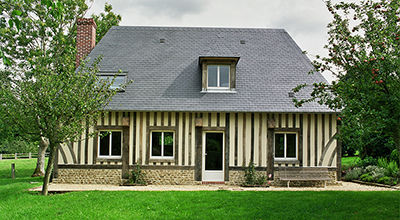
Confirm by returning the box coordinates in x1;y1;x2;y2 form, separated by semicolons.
11;163;15;179
29;152;31;159
195;117;203;181
267;119;275;179
336;119;342;181
122;117;130;180
0;154;2;160
15;153;17;160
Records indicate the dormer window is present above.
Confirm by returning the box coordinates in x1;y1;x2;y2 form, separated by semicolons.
97;71;128;91
199;57;239;93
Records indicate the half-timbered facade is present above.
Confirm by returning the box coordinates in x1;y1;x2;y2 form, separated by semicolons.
53;19;340;185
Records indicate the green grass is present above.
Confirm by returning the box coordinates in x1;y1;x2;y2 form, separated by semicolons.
0;159;399;220
342;156;361;167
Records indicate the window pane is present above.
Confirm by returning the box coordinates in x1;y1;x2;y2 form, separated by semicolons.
275;134;284;157
219;66;230;87
112;76;125;89
163;132;174;157
208;66;218;87
152;132;162;156
111;132;122;156
205;133;223;170
286;134;296;158
99;75;125;89
99;131;110;156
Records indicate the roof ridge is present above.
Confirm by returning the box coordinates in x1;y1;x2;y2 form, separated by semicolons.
112;26;286;32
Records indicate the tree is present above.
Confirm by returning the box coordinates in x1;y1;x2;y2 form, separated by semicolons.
0;0;128;195
293;0;400;164
91;2;122;44
0;0;122;177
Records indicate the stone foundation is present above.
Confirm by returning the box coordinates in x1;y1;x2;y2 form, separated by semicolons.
143;169;195;185
54;167;339;187
53;169;122;185
228;170;270;186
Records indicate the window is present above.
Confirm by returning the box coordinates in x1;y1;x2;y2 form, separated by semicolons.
151;131;174;158
199;57;239;92
97;71;127;90
275;133;297;159
98;75;126;89
207;65;230;88
98;131;122;157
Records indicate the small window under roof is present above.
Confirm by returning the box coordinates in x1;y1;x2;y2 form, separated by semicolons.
97;71;128;90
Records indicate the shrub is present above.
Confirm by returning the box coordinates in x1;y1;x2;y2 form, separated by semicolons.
386;161;399;178
256;174;267;185
377;176;393;185
357;156;377;167
345;167;364;181
371;167;386;182
0;139;38;154
360;173;373;182
389;149;399;165
243;162;257;186
345;170;360;181
377;157;389;168
127;163;146;185
242;162;270;186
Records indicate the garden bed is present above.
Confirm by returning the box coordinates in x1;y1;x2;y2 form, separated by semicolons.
351;180;400;190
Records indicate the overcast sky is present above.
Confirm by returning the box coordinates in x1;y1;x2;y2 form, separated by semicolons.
86;0;341;82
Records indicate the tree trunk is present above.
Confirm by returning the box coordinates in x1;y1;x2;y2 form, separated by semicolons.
31;137;49;177
41;144;55;196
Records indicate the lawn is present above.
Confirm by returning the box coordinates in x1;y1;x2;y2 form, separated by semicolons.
342;156;361;167
0;159;399;220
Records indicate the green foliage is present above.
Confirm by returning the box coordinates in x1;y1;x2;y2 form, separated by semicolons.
342;143;357;156
127;163;147;185
91;2;122;44
346;162;399;185
360;173;373;182
344;167;364;181
377;176;393;185
390;149;400;165
0;139;38;154
242;162;270;186
293;0;400;164
357;156;377;167
0;0;127;195
377;157;399;177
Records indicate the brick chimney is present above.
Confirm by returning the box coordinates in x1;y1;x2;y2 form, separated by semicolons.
76;18;97;68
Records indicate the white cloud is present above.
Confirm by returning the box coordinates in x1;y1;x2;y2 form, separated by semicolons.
87;0;339;81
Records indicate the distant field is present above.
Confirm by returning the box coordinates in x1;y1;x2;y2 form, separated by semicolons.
0;159;399;220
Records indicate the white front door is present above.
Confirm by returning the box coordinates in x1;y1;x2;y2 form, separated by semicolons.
202;132;224;181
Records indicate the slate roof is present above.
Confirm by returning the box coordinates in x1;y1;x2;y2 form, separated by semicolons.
88;26;334;113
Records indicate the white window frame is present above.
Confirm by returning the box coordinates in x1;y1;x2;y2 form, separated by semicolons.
274;132;298;160
150;130;175;159
98;130;122;158
207;65;230;89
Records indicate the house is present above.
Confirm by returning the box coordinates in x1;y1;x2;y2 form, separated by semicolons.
52;18;340;185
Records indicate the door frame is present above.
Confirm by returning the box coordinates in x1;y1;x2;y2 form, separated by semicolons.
202;131;225;181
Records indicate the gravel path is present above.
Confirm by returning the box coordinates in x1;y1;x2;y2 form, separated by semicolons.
27;181;399;192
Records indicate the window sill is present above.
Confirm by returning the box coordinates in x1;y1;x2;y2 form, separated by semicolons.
96;157;122;163
274;159;299;164
200;90;237;94
149;158;175;163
